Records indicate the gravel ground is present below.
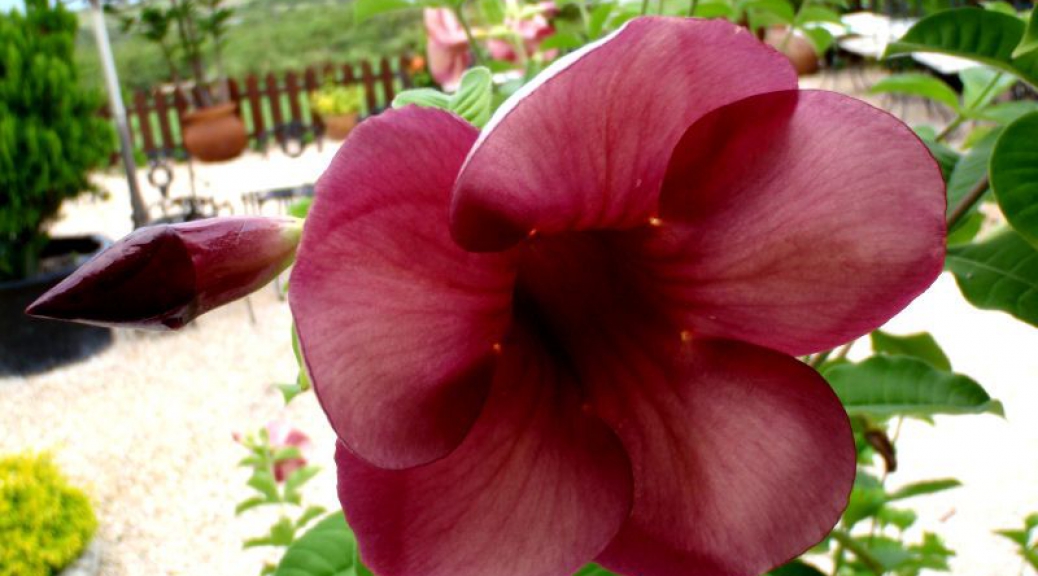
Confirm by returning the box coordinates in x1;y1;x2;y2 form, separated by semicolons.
1;69;1035;576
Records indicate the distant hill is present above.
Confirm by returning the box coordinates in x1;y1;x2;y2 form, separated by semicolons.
75;0;423;92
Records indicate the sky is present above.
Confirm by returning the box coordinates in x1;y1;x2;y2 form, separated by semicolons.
1;0;22;11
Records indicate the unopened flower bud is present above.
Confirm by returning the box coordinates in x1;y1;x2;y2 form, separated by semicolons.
26;216;302;330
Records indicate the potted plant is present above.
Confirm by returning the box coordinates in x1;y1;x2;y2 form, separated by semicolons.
112;0;247;161
0;0;115;376
0;452;100;576
308;83;365;141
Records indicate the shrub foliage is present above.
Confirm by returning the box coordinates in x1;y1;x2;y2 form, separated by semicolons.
0;452;98;576
0;0;113;281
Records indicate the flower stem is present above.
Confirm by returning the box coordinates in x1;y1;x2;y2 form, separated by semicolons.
688;0;698;16
640;0;649;15
831;529;885;575
946;175;990;229
453;3;488;66
936;72;1004;143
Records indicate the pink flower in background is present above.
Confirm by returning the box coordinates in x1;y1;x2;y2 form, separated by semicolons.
487;2;557;62
424;8;471;91
27;217;301;330
264;420;312;483
291;16;945;576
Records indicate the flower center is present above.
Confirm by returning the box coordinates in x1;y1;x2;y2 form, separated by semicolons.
512;229;662;373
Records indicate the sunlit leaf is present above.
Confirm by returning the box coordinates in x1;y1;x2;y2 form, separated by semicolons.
869;73;961;110
1013;8;1038;57
946;228;1038;327
991;111;1038;246
825;356;1003;418
884;8;1038;88
869;330;951;370
448;67;493;127
888;478;962;501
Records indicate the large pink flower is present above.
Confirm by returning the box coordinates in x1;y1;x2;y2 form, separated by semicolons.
290;17;945;576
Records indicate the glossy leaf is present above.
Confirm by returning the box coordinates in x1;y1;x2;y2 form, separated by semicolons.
960;66;1018;112
869;73;961;110
884;8;1038;88
946;228;1038;326
947;211;984;246
976;100;1038;124
825;356;1004;417
870;330;951;370
795;5;841;25
448;67;493;128
588;3;614;38
991;111;1038;245
274;513;368;576
801;27;834;54
946;127;1000;222
1013;8;1038;57
888;478;962;501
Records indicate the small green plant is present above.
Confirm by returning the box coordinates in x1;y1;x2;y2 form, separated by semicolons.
0;0;114;281
996;512;1038;572
308;83;365;117
0;452;98;576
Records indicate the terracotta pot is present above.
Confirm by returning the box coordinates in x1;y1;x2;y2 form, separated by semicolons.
323;113;360;141
764;27;820;76
182;102;248;162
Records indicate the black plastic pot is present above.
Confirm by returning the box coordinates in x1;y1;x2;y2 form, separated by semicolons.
1;235;114;376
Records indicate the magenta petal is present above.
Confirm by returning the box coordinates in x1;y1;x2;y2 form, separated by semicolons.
645;89;945;356
26;216;300;330
450;16;797;251
289;107;516;469
336;325;632;576
587;336;855;576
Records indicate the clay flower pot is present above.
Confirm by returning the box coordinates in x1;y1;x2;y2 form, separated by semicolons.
182;102;248;162
323;113;360;141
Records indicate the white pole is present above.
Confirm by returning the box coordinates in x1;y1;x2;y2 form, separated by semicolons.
88;0;149;228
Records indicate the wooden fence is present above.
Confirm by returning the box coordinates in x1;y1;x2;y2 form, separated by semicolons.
118;55;415;161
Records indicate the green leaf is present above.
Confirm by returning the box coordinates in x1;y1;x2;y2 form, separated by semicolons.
976;100;1038;124
693;0;735;18
1013;8;1038;57
961;66;1018;112
795;5;842;25
295;506;328;529
235;496;268;516
995;528;1030;546
946;126;1000;222
744;0;795;28
915;126;961;180
947;211;984;246
869;330;951;370
274;513;363;576
889;478;963;501
767;560;828;576
869;73;961;110
588;3;614;39
877;506;918;531
448;67;493;128
248;470;281;502
288;197;313;219
844;472;887;527
274;447;303;462
574;565;621;575
277;382;305;404
884;8;1038;89
285;465;321;495
946;228;1038;326
244;536;276;549
392;87;452;111
984;0;1019;16
540;31;586;51
801;27;834;54
479;0;505;24
825;356;1004;417
271;516;298;546
354;0;413;23
991;111;1038;245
